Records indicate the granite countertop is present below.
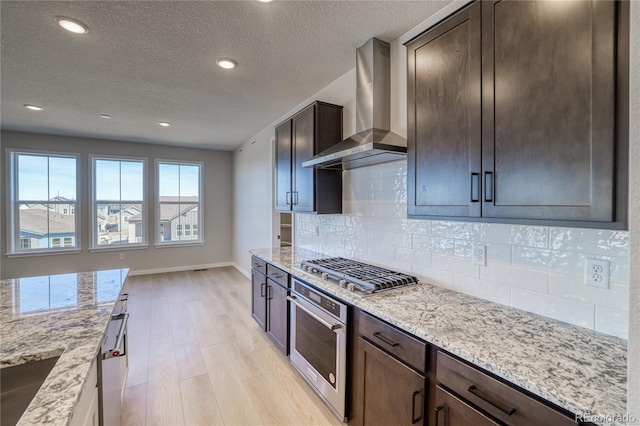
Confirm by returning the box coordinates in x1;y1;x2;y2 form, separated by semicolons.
0;268;129;426
251;247;628;426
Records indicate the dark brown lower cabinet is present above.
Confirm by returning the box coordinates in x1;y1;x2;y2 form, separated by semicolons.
266;278;288;355
251;268;267;331
435;386;500;426
357;338;425;425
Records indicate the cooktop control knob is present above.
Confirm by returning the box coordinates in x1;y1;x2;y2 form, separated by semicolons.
312;268;318;273
339;279;347;288
321;273;329;280
347;283;356;292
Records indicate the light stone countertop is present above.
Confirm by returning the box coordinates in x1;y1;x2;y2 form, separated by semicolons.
0;268;129;426
251;247;628;426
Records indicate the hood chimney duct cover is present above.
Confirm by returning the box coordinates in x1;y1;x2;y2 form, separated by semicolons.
302;38;407;170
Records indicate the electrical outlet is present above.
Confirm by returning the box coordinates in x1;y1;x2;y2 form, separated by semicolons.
472;245;486;266
584;258;609;289
119;253;124;261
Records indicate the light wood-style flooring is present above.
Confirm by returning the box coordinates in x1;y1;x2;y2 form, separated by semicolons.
121;267;342;426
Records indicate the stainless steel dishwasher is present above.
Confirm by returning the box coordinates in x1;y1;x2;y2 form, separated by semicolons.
98;293;129;426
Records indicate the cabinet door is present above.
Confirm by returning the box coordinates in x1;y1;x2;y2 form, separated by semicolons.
481;0;616;221
435;386;500;426
407;2;482;218
251;269;267;331
292;105;316;212
266;280;288;355
358;338;425;426
275;120;293;211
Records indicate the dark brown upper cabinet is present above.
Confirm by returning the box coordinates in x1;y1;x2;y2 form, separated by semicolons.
274;101;343;214
406;0;628;229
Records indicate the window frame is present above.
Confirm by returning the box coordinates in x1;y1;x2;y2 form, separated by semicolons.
89;155;148;251
6;149;81;257
155;159;204;247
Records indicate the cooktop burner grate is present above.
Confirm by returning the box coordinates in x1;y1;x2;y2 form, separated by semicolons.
300;257;418;295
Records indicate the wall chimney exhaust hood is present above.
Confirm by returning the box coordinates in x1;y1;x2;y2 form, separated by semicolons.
302;38;407;170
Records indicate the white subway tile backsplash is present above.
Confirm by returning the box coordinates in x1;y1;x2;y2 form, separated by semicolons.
549;228;630;257
432;237;455;255
412;265;454;290
480;223;513;244
432;253;480;278
511;288;595;329
454;275;511;306
509;266;549;293
595;307;629;339
432;221;481;241
548;273;629;312
511;246;552;270
511;226;549;248
396;248;431;268
294;162;629;339
480;262;512;285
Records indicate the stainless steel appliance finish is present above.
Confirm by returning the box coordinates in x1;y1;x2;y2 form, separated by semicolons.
98;293;129;426
300;257;419;296
302;38;407;170
289;279;347;421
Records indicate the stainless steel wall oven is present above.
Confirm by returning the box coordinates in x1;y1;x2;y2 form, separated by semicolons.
288;278;347;421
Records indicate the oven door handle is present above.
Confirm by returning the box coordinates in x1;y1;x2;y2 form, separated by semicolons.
287;295;342;331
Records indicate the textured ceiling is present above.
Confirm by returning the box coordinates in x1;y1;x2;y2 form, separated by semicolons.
1;1;450;151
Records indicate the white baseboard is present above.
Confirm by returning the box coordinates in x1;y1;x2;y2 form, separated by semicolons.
232;263;251;279
129;262;235;276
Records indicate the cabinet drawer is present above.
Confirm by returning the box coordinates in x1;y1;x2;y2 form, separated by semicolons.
359;312;426;373
436;352;576;426
251;256;267;275
266;264;289;288
435;385;501;426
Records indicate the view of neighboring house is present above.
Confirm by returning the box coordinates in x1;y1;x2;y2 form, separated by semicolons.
127;196;199;243
19;208;75;249
25;195;76;215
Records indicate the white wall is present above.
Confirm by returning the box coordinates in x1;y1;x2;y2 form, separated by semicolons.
627;0;640;421
1;130;233;278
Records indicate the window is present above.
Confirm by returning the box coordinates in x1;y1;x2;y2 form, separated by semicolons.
7;151;79;254
92;157;146;248
157;161;202;245
64;237;73;247
20;238;31;250
193;224;199;236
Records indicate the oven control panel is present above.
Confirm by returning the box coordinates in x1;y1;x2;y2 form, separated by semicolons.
294;280;345;321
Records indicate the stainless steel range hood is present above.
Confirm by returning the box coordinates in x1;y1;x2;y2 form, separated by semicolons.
302;38;407;170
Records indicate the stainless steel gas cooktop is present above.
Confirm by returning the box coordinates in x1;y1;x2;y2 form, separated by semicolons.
299;257;418;296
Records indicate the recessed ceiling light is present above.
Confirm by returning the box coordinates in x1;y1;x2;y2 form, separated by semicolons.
215;58;238;70
55;17;89;35
258;0;273;2
158;121;171;127
99;114;112;119
24;104;44;111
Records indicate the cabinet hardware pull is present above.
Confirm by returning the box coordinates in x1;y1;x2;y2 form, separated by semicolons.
435;405;448;426
287;295;342;331
260;283;266;298
467;385;516;415
293;191;299;205
471;173;480;202
373;332;399;347
411;390;422;424
271;274;283;279
286;191;291;205
484;172;494;202
267;285;273;300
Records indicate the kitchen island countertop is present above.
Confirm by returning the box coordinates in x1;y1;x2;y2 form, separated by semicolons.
251;247;628;426
0;268;129;426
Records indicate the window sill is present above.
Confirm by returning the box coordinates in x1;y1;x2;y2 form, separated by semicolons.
88;245;149;253
154;241;205;248
6;249;82;258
